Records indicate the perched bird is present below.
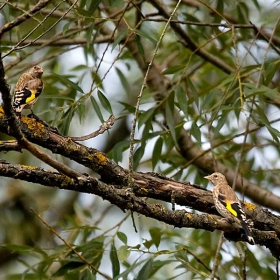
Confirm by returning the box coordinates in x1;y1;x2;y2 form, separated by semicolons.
13;65;44;116
204;172;255;245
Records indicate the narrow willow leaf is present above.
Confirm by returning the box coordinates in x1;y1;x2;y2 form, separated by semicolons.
190;121;201;146
133;145;145;169
110;242;120;278
117;232;128;245
52;73;83;93
138;108;155;128
98;90;113;114
135;35;145;61
152;137;163;170
112;29;128;50
135;29;157;45
136;258;154;280
176;86;188;116
90;96;104;123
52;261;84;277
115;67;131;95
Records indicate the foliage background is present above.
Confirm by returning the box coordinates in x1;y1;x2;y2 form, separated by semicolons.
0;0;280;279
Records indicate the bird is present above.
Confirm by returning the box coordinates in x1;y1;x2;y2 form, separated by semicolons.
204;172;255;245
12;65;44;117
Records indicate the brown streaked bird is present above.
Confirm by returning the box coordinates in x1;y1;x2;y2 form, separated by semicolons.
13;65;44;116
204;172;255;245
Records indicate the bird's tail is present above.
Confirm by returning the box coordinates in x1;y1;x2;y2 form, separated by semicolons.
240;219;255;245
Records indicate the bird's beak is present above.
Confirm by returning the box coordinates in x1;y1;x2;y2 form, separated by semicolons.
204;175;211;180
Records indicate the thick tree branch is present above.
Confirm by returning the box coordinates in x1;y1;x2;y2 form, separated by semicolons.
0;116;279;234
0;161;279;259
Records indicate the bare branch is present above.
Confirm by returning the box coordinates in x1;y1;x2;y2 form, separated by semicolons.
70;115;115;141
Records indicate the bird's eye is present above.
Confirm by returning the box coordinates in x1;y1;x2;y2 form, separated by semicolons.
214;175;218;178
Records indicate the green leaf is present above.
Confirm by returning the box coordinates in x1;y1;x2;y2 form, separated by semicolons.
175;250;210;278
149;227;162;249
52;261;85;277
113;259;147;280
58;106;75;135
117;232;128;245
215;113;228;132
119;101;136;114
98;89;113;114
190;121;201;146
109;140;130;163
135;29;157;45
115;67;131;95
176;86;188;116
112;29;128;50
90;96;104;123
133;145;145;169
88;0;102;13
138;108;155;128
253;103;280;142
136;257;154;280
135;35;145;62
143;239;154;250
117;245;130;262
162;64;186;75
51;73;84;93
110;242;120;278
152;137;163;170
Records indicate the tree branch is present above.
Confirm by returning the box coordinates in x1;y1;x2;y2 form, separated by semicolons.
0;0;52;38
0;160;279;259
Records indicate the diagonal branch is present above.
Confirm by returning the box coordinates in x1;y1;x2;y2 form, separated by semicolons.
0;0;52;38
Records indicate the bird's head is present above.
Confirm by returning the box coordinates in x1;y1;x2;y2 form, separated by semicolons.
204;172;227;185
29;65;44;78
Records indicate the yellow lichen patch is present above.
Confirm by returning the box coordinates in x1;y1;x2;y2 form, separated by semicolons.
21;116;47;137
21;165;37;170
0;106;4;116
96;152;107;165
138;188;149;195
244;201;256;211
186;213;192;219
61;138;79;152
208;214;215;220
61;177;74;188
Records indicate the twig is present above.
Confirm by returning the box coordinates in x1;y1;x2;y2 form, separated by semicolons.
0;140;21;152
210;233;224;279
129;0;182;185
70;115;115;141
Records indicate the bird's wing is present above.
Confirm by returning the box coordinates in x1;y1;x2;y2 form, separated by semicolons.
217;184;242;218
14;73;33;91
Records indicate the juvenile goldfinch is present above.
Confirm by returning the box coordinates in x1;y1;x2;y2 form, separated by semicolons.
204;172;255;245
13;65;44;116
